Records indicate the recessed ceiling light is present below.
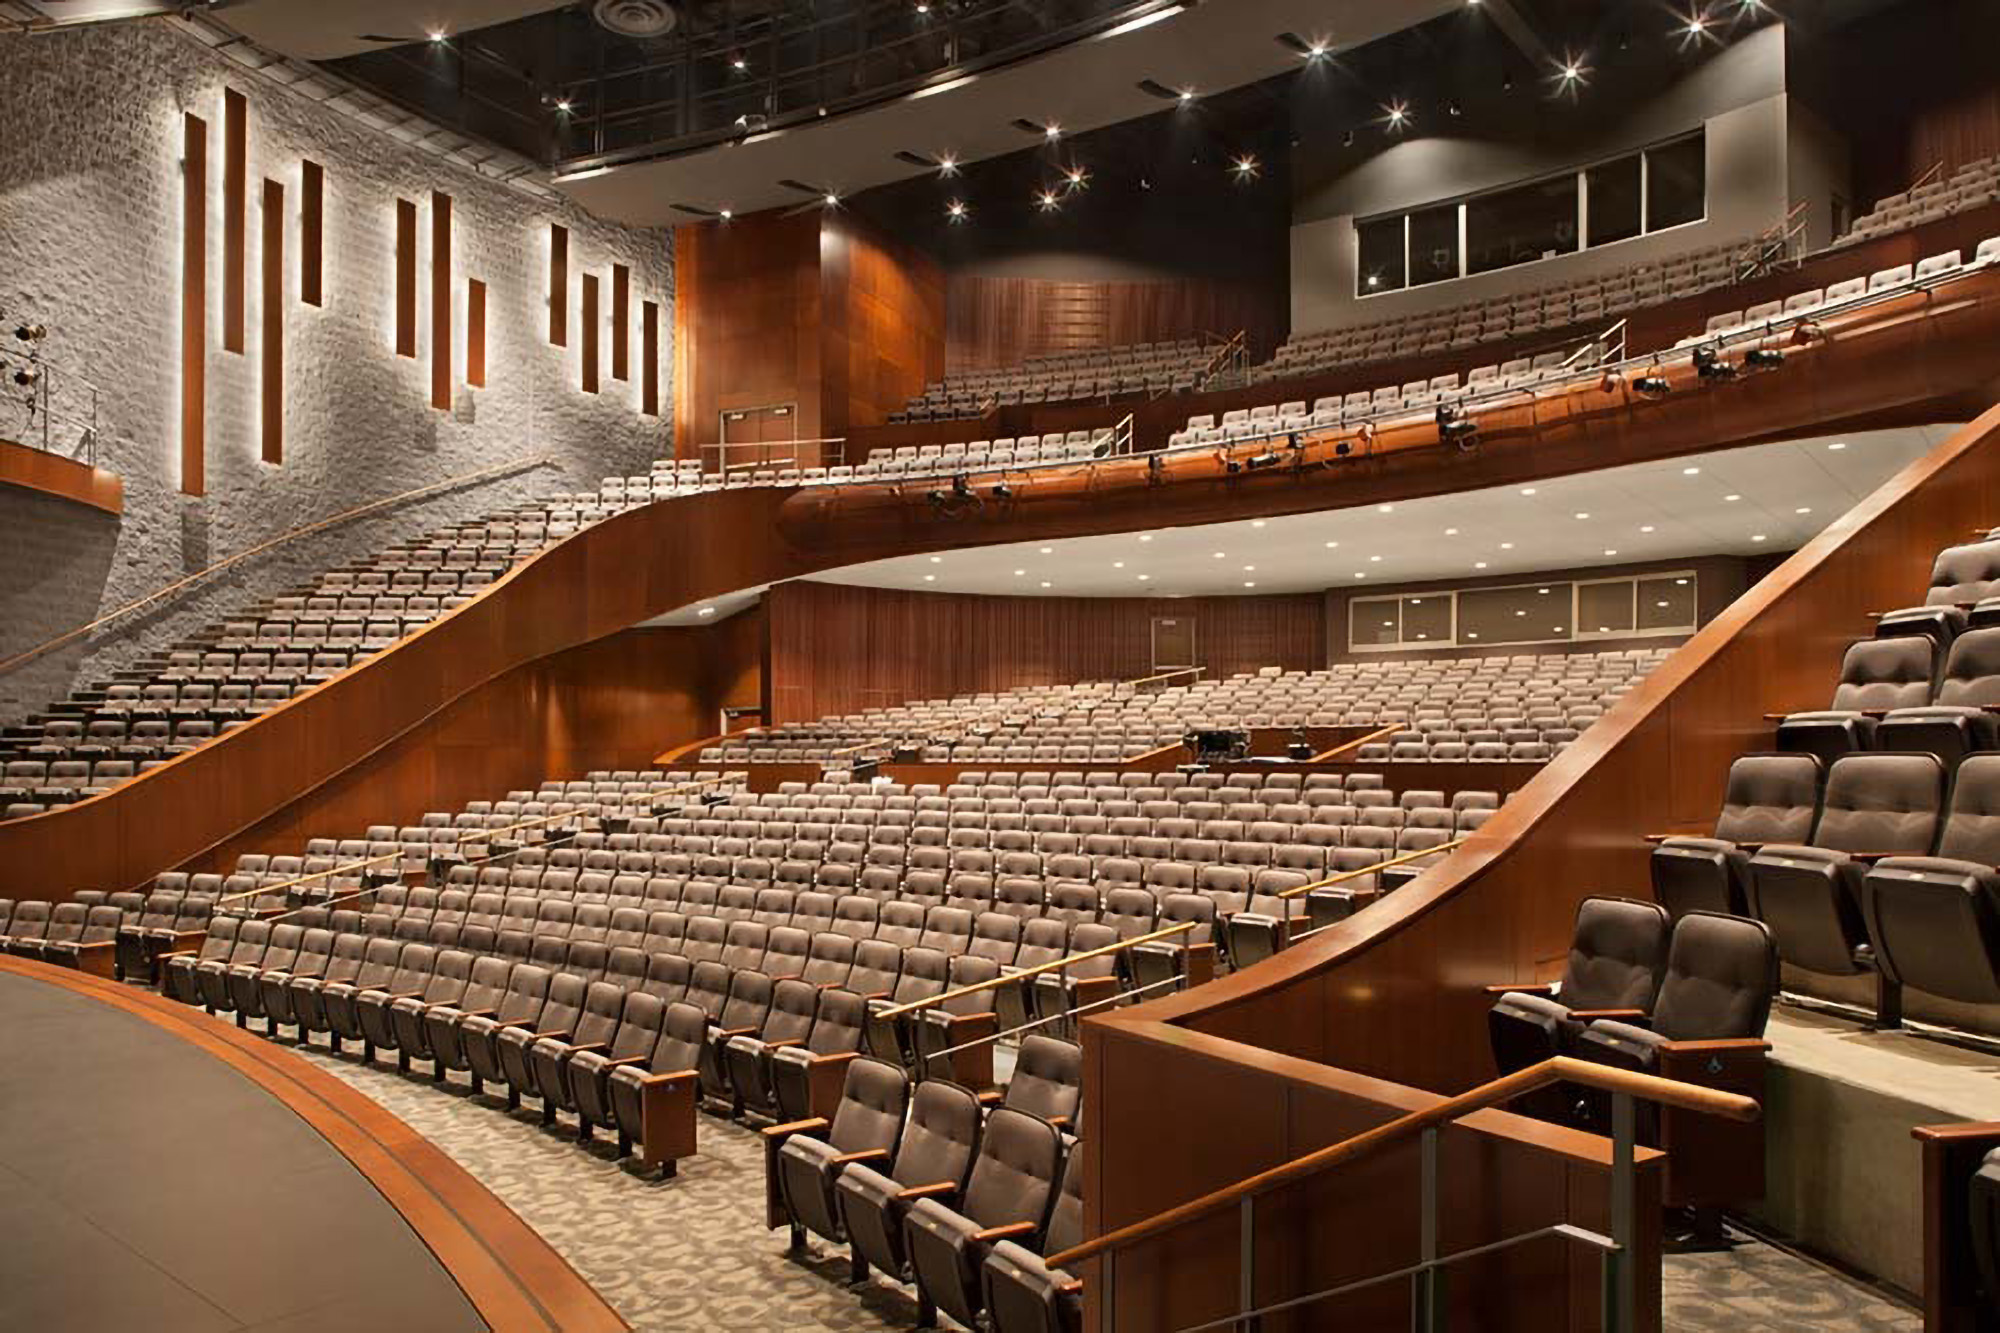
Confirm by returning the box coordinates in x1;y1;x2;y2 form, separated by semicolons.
1519;487;1537;496
1724;493;1741;502
1538;587;1550;594
1137;574;1151;581
1324;540;1339;549
1499;542;1514;550
1044;123;1061;139
1474;561;1488;569
1640;524;1655;533
1040;581;1052;588
929;555;942;563
1794;507;1812;515
1657;600;1670;608
1553;625;1566;633
1604;548;1619;556
924;574;935;582
1113;560;1125;569
1039;546;1053;554
1574;511;1590;520
1751;534;1767;543
1676;578;1689;585
428;28;448;42
1369;554;1382;562
1138;534;1153;542
1444;527;1459;536
1516;610;1527;617
1251;519;1267;528
698;606;716;616
1242;581;1257;588
1013;568;1026;576
1828;441;1847;451
1242;565;1256;572
1377;503;1394;513
1212;551;1226;559
1683;466;1700;475
1353;572;1366;579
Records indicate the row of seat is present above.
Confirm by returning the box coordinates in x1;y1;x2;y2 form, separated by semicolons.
1835;156;2000;248
1675;242;1999;350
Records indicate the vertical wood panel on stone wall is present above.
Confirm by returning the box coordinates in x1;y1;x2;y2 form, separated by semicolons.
394;197;417;358
581;272;600;394
180;111;206;497
549;223;569;347
431;190;453;410
261;177;283;464
467;279;487;388
222;87;246;355
612;263;630;381
643;299;660;417
300;159;323;307
763;581;1325;722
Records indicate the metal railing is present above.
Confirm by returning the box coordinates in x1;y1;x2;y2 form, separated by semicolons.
701;436;847;475
1733;201;1809;282
1183;330;1249;397
1046;1056;1761;1333
0;345;100;465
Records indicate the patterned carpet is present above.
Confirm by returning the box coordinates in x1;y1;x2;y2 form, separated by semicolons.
274;1030;1919;1332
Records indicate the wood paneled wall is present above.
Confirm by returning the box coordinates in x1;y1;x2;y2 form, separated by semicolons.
945;274;1285;373
764;581;1324;723
673;211;825;457
821;211;946;435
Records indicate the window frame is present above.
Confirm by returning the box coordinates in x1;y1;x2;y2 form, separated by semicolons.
1348;571;1699;652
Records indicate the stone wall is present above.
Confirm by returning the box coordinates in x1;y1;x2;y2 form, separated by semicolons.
0;19;672;723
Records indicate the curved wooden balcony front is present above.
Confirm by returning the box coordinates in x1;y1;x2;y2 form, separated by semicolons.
3;269;1999;900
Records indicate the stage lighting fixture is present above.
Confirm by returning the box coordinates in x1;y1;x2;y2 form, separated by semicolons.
926;488;949;506
12;365;40;387
1334;439;1352;457
1147;454;1164;480
1599;369;1623;392
1436;402;1478;445
951;474;974;499
1744;347;1784;368
991;483;1014;499
1692;345;1736;380
13;323;46;342
1224;457;1243;474
1245;452;1281;470
1633;375;1671;398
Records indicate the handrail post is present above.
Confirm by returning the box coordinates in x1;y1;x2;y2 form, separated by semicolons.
1602;1092;1637;1333
1237;1196;1259;1333
1413;1126;1447;1333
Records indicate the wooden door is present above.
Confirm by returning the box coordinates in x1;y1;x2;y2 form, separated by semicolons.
1152;616;1196;671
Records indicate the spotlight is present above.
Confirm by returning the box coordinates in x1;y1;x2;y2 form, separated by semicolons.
1384;101;1410;129
1744;347;1785;368
1178;88;1195;104
951;474;974;499
1599;369;1623;392
991;483;1014;500
1791;319;1824;344
1224;456;1243;474
12;365;41;387
1633;375;1672;398
13;323;46;342
719;208;734;221
1147;454;1164;481
731;54;748;71
937;154;958;176
1044;123;1061;139
946;199;969;222
554;98;573;113
1245;451;1282;470
1558;59;1584;83
1065;165;1089;189
1333;439;1353;457
1035;188;1061;211
926;488;949;506
1692;344;1736;380
824;191;840;207
1231;155;1259;179
428;28;448;43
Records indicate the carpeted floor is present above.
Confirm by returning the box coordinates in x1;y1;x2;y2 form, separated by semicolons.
277;1030;1920;1332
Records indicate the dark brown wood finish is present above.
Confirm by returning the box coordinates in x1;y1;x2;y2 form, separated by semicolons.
300;159;323;308
763;581;1325;723
2;274;1996;903
1912;1120;2000;1333
549;223;569;348
820;210;946;436
642;299;660;416
945;273;1281;373
431;190;452;410
180;111;206;498
394;198;417;359
467;278;487;389
582;272;600;395
0;439;123;515
611;262;630;381
0;959;628;1331
261;177;283;463
222;87;246;355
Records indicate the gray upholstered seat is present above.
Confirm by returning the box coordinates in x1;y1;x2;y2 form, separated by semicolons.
1651;752;1821;918
904;1107;1066;1329
770;1056;911;1250
834;1078;983;1283
1861;755;2000;1017
1489;896;1670;1076
724;977;821;1120
1777;637;1938;765
983;1137;1085;1333
1575;911;1776;1073
770;987;870;1123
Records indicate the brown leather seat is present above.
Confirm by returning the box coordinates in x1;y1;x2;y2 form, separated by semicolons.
904;1107;1066;1329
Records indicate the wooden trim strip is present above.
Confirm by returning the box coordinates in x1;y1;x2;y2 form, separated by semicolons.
0;959;627;1331
222;87;246;355
612;263;630;381
582;272;600;394
261;176;283;464
549;223;569;347
1310;723;1398;761
180;111;206;497
1047;1053;1757;1269
300;159;323;307
431;190;453;410
467;279;487;389
395;198;418;359
642;300;659;416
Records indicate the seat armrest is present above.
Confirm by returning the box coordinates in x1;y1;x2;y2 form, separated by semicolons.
381;989;426;1001
760;1038;806;1051
1483;982;1555;997
527;1028;573;1042
563;1042;611;1056
760;1116;829;1141
636;1067;699;1089
1655;1037;1771;1056
976;1088;1004;1105
971;1221;1039;1245
452;1007;498;1020
259;969;294;982
1570;1008;1648;1022
831;1147;892;1166
1047;1114;1071;1131
1057;1279;1084;1296
895;1181;959;1202
602;1055;650;1068
944;1009;998;1029
715;1025;759;1039
806;1050;860;1070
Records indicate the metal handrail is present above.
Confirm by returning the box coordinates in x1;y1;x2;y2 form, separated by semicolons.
1275;838;1467;900
0;453;558;679
872;920;1196;1020
1046;1054;1758;1270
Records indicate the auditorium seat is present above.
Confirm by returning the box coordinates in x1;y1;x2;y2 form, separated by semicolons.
605;999;707;1173
983;1140;1086;1333
723;977;822;1120
769;1056;912;1254
1651;753;1823;918
835;1077;983;1285
1487;896;1671;1076
1775;637;1938;765
904;1107;1066;1329
997;1036;1082;1131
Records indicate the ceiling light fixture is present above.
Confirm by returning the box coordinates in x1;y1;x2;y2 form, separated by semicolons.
1101;5;1184;39
946;199;968;222
1036;188;1061;211
428;28;448;43
1044;123;1062;140
937;154;959;176
1232;155;1260;179
1384;101;1410;129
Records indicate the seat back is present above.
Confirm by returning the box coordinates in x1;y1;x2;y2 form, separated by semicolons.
1937;627;2000;707
1714;753;1821;843
1651;911;1778;1042
828;1055;911;1155
890;1078;984;1188
1005;1036;1082;1126
1937;753;2000;863
958;1106;1064;1231
1813;753;1945;854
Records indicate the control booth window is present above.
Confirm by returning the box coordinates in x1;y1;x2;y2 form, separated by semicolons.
1354;128;1706;296
1350;572;1698;650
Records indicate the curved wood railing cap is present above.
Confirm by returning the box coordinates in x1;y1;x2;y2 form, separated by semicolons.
1044;1054;1759;1271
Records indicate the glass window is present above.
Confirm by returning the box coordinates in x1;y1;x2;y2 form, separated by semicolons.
1646;134;1705;232
1577;581;1636;636
1350;597;1402;647
1458;583;1572;647
1467;175;1578;275
1408;204;1460;287
1638;574;1698;630
1356;216;1406;295
1586;154;1642;248
1402;595;1453;644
